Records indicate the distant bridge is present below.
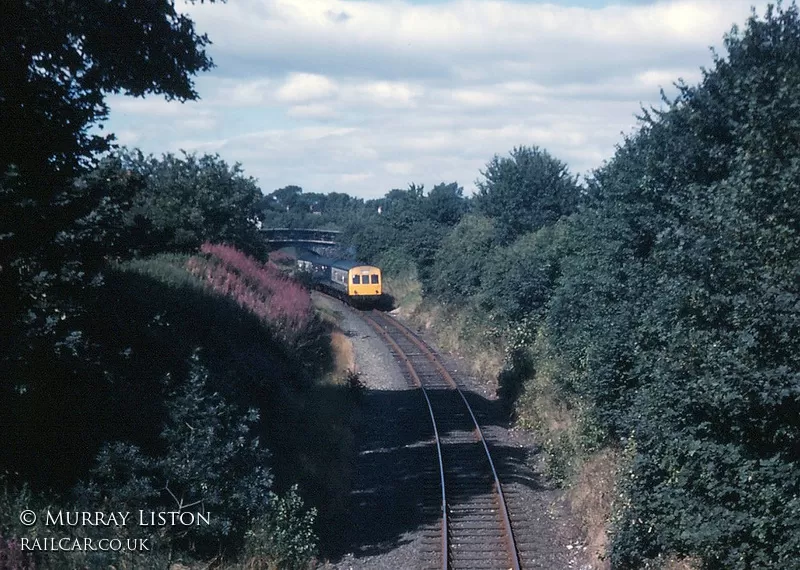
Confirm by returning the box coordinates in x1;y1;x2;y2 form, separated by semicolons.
261;227;342;246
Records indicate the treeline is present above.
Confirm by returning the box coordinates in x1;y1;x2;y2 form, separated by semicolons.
1;148;339;569
1;3;337;568
265;5;800;568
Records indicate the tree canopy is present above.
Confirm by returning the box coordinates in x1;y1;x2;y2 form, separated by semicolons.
474;145;580;242
1;0;214;184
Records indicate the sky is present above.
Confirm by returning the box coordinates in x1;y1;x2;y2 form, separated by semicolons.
104;0;769;198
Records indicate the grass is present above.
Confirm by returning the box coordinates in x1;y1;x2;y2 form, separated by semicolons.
567;449;619;570
382;268;423;316
384;268;505;386
329;330;356;384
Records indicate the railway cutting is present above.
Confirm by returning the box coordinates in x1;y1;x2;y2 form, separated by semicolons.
364;310;522;570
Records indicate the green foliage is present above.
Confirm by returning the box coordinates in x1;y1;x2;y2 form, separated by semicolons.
0;0;220;493
1;0;217;389
428;214;498;302
474;145;580;243
82;355;275;553
538;4;800;567
421;182;467;226
341;183;468;285
259;185;369;229
374;247;417;278
391;4;800;568
0;0;213;188
478;220;572;323
0;3;337;567
244;486;318;570
121;150;266;256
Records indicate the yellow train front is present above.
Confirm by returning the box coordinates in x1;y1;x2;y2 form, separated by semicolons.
296;251;382;305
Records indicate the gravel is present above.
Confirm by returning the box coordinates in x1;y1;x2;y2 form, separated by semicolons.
314;295;589;570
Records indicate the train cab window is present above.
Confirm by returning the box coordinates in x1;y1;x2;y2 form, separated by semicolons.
352;275;360;284
371;275;379;284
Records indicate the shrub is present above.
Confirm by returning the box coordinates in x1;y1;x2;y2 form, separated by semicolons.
428;214;498;303
244;486;318;570
81;354;276;556
478;220;572;323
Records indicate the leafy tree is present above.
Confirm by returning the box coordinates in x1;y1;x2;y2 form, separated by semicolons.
421;182;467;226
1;0;211;183
1;0;219;405
543;4;800;567
259;186;369;230
1;0;216;263
0;0;224;500
267;185;305;214
345;210;398;263
122;150;265;256
478;220;572;323
475;146;580;242
84;355;277;554
381;184;426;229
428;215;498;302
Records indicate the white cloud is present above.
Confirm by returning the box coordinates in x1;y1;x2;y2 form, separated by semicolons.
114;129;141;145
216;78;274;106
287;103;338;119
276;73;338;103
112;97;189;116
180;116;218;131
355;81;422;108
105;0;770;197
384;161;414;175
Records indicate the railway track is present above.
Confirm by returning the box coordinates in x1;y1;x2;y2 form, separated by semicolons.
363;310;522;570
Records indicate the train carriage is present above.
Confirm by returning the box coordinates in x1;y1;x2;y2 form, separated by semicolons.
295;249;382;304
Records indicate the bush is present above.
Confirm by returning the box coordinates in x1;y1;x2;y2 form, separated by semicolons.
428;214;498;303
478;219;572;323
80;354;276;555
545;4;800;567
244;486;318;570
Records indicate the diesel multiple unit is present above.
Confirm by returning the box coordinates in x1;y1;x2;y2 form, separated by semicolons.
294;249;382;303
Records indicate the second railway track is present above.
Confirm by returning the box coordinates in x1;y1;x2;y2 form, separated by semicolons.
363;310;522;570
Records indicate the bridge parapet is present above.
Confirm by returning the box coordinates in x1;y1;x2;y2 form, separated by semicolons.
261;227;342;245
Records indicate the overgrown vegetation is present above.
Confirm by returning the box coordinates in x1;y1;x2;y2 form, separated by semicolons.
1;3;343;566
4;0;799;568
2;243;348;568
260;4;800;568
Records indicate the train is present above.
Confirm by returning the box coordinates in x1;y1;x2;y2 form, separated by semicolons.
288;247;383;305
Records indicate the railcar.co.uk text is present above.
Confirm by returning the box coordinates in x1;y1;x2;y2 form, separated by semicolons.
16;510;212;552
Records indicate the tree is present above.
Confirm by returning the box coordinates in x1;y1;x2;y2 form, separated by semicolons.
1;0;213;185
478;221;571;323
1;0;218;294
0;0;220;487
85;356;276;554
428;215;498;302
123;150;265;256
543;4;800;567
475;146;580;242
422;182;467;226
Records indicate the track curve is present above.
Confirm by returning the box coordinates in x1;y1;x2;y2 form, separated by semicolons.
363;310;522;570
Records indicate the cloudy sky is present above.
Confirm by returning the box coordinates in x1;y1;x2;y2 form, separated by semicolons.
105;0;767;198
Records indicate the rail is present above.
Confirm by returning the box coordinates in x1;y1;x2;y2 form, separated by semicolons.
364;310;522;570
